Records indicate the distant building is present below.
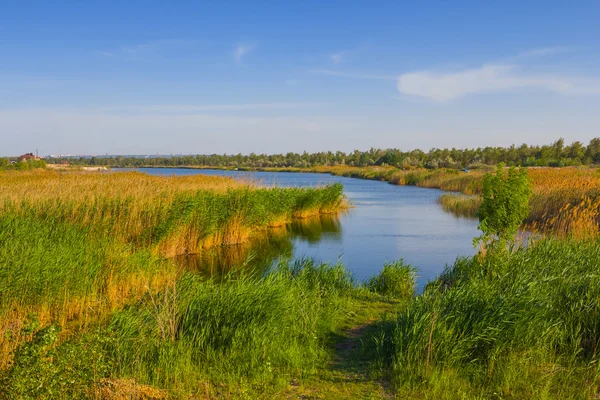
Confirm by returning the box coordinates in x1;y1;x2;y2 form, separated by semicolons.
18;153;40;161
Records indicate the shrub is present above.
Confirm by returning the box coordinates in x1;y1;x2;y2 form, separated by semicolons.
476;163;532;247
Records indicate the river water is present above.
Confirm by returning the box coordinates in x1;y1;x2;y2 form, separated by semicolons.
118;168;480;289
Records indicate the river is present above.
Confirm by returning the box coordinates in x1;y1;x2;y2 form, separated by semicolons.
117;168;480;289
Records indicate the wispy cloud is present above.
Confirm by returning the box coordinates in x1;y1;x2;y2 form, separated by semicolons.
328;45;367;65
233;43;256;64
330;50;349;64
397;63;600;102
517;46;570;58
99;39;191;60
311;69;395;80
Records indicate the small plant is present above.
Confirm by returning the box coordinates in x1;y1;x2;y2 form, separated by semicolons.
367;261;416;299
0;317;116;399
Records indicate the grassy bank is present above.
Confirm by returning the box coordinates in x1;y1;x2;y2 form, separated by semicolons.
4;229;599;398
0;259;415;399
374;238;600;399
0;170;347;255
0;170;347;372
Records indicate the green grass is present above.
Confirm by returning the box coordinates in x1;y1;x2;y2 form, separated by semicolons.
376;238;600;399
4;170;600;398
1;259;416;399
4;227;600;398
0;214;166;317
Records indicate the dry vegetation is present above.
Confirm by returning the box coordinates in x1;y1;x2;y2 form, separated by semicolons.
434;167;600;238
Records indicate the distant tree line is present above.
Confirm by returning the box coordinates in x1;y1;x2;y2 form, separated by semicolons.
50;138;600;170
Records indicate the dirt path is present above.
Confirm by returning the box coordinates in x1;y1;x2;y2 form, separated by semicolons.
283;301;397;399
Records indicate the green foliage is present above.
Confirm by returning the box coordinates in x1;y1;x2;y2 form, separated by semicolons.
106;259;359;393
0;317;115;399
378;238;600;398
367;261;416;299
0;158;46;171
476;163;532;246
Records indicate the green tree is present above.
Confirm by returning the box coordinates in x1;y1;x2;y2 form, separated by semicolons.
15;160;29;171
476;163;532;249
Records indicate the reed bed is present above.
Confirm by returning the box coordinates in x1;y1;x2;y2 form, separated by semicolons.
0;214;178;369
0;170;346;254
377;238;600;398
0;170;347;372
433;167;600;237
437;194;482;217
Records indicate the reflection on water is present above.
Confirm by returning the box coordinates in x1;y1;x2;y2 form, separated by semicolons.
288;213;343;244
174;214;343;279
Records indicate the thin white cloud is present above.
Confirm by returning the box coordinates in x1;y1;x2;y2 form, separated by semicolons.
397;63;600;102
233;43;256;64
517;46;569;58
99;39;191;60
311;69;395;80
330;51;348;64
328;45;368;65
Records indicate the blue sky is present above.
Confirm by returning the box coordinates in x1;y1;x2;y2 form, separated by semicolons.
1;1;600;156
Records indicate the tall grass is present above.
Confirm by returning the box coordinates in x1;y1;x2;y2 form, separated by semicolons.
107;260;356;392
0;259;416;399
0;214;178;369
0;170;346;255
437;194;481;217
0;170;347;370
377;238;600;398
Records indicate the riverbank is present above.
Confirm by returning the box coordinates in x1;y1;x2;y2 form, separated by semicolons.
0;169;347;372
2;234;599;398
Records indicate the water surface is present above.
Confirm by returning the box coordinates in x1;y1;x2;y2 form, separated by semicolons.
118;168;479;289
